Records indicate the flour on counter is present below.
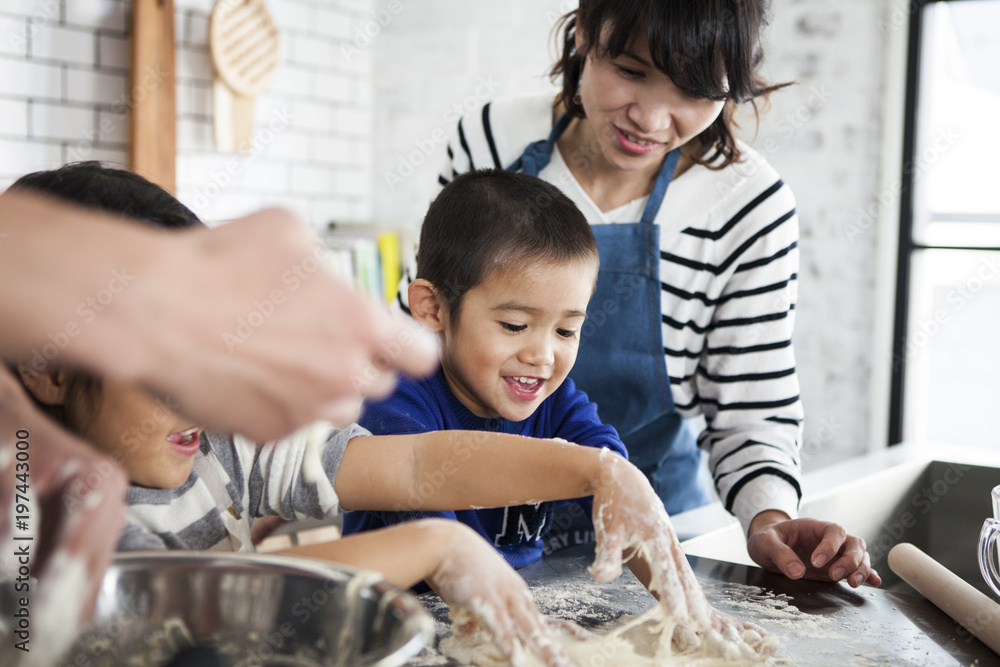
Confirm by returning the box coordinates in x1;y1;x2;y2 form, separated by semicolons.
410;577;795;666
435;605;778;666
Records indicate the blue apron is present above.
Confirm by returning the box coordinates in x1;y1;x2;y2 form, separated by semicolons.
510;115;712;515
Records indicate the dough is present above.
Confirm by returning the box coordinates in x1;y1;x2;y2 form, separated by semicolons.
438;595;777;666
441;607;776;665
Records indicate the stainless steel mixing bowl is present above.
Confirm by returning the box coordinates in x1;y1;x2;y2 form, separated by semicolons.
3;552;431;666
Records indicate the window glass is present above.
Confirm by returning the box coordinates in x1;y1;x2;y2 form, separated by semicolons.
903;1;1000;448
912;0;1000;247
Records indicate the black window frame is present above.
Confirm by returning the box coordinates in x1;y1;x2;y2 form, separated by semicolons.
889;0;1000;444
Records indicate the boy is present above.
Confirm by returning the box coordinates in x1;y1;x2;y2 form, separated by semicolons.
12;163;765;664
344;169;627;569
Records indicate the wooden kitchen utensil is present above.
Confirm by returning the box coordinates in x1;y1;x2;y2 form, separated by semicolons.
209;0;280;152
888;542;1000;655
130;0;177;193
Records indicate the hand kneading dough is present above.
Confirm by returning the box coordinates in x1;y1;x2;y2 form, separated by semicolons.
440;603;778;666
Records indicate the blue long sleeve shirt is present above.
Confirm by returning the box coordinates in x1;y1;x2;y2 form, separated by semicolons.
342;367;627;569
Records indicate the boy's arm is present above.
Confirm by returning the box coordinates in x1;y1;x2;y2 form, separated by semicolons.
337;433;767;651
278;519;468;589
277;519;571;667
336;431;605;512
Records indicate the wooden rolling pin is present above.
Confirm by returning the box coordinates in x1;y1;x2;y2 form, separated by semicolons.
888;542;1000;655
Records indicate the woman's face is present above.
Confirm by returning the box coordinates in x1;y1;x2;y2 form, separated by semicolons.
574;32;727;174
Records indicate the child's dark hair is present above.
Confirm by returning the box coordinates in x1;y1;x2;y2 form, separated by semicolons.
417;169;597;320
551;0;791;169
10;161;202;230
9;162;203;429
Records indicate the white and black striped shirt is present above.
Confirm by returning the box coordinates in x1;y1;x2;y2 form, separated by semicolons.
427;92;803;533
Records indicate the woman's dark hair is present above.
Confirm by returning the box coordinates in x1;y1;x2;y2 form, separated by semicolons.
8;162;203;430
417;169;597;320
551;0;790;169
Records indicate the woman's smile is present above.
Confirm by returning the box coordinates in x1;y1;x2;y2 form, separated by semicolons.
612;124;663;156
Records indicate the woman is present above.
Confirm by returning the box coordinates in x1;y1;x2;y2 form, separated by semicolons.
428;0;879;588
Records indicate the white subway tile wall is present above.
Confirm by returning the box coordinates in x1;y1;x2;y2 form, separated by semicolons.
0;0;375;226
2;0;890;471
370;0;889;471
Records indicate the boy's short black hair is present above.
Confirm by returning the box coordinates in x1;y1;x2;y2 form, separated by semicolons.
417;169;597;319
10;161;203;229
8;162;202;429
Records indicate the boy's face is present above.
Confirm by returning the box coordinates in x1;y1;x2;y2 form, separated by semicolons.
74;378;203;489
438;258;598;422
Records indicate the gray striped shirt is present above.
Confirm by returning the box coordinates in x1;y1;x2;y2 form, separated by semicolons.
119;425;367;551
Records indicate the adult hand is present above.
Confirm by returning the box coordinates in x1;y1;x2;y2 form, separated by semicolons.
746;511;882;588
427;520;573;667
587;451;773;660
87;208;439;442
0;365;128;664
1;193;438;442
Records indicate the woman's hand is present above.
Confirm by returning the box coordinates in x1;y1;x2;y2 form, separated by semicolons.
587;451;773;659
0;365;128;663
426;520;573;667
746;511;882;587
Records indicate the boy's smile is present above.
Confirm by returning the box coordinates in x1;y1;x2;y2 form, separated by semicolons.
437;258;598;422
166;426;202;457
506;375;544;401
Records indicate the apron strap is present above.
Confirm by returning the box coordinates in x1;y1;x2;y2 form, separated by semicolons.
640;147;681;225
508;113;682;221
506;114;572;176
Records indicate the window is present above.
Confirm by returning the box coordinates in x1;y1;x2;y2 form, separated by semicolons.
891;0;1000;449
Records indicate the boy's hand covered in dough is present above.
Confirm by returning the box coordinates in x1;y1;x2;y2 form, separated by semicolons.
425;520;573;667
587;450;776;661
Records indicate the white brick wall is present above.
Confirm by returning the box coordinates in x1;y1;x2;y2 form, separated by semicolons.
370;0;892;472
370;0;571;222
755;0;889;469
0;0;375;228
173;0;375;224
0;3;126;177
2;0;897;472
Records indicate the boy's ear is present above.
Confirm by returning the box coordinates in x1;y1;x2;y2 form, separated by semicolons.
408;279;446;332
16;365;68;406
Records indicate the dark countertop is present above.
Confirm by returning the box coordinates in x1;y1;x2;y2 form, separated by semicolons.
407;547;998;665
